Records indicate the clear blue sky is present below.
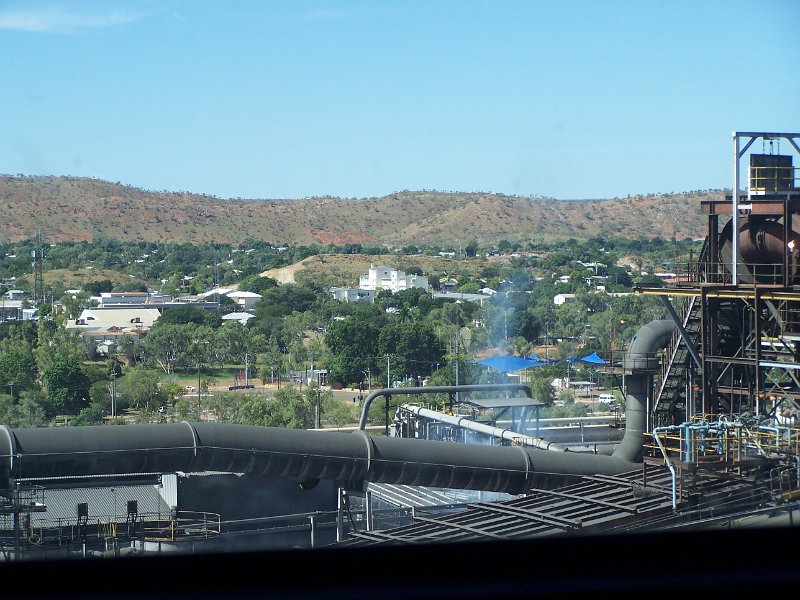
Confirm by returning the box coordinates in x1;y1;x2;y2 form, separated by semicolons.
1;0;798;201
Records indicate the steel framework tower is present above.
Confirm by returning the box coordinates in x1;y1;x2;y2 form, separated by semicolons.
31;231;44;306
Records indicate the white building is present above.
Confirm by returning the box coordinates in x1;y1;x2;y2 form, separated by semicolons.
331;287;376;304
197;287;236;299
66;307;162;353
553;293;577;306
226;291;262;311
4;290;27;301
222;312;257;325
0;300;24;322
69;307;162;332
432;291;491;306
358;265;429;293
198;288;261;311
97;292;173;306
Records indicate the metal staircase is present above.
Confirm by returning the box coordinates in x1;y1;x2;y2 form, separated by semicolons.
653;294;700;426
652;239;710;426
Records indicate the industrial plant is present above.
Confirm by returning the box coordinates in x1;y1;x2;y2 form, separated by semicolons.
1;132;799;570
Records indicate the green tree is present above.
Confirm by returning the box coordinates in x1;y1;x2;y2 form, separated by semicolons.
44;358;91;416
0;346;37;401
378;321;443;379
157;305;221;328
204;391;241;422
257;338;284;385
186;325;216;366
230;386;326;429
529;374;555;406
324;317;380;385
117;334;140;365
35;320;86;376
116;367;166;412
254;283;322;321
89;375;112;404
61;289;92;319
275;386;317;428
83;279;113;296
238;275;279;294
0;392;47;428
510;335;532;358
323;394;359;427
231;393;283;427
216;322;265;374
0;320;38;351
141;323;194;374
71;404;107;426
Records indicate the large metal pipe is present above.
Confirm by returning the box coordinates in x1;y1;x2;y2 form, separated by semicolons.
0;421;637;496
615;319;676;463
399;405;568;451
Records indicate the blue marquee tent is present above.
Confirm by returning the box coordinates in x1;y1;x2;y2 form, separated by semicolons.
579;352;606;366
476;355;544;373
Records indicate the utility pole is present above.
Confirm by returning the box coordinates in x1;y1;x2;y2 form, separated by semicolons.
545;322;549;361
197;363;202;418
110;367;116;418
315;388;321;429
386;355;390;388
31;230;44;306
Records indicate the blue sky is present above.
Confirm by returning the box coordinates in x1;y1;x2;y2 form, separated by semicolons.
1;0;797;201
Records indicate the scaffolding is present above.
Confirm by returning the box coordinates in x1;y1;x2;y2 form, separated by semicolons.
633;132;800;502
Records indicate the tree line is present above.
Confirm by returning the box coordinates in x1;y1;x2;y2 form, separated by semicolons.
0;234;699;428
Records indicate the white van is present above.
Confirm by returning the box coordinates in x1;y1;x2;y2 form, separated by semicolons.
598;393;616;403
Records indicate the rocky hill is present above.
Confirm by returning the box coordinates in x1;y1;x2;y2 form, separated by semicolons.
0;175;718;247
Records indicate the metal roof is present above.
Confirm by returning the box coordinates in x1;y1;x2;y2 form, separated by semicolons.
338;466;769;547
461;397;545;409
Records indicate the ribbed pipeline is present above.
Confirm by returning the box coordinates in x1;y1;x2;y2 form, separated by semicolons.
0;420;639;496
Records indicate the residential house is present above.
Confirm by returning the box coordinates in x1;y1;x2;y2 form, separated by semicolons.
5;290;27;302
553;293;577;306
331;287;376;304
197;287;236;300
197;288;261;311
433;291;491;306
222;312;257;325
359;265;429;293
226;291;263;311
0;300;24;322
439;278;458;292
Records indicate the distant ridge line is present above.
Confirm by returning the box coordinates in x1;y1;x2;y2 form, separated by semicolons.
0;175;719;246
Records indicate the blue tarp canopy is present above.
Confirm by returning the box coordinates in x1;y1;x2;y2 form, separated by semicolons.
579;352;606;365
476;355;544;373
